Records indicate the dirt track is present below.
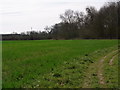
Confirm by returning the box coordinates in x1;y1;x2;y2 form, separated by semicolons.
82;50;118;88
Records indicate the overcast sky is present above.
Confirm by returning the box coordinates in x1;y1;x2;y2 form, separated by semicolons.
0;0;108;34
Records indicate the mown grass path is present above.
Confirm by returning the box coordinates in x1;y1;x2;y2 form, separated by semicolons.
82;50;118;88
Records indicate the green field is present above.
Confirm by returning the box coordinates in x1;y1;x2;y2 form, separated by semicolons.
2;40;118;88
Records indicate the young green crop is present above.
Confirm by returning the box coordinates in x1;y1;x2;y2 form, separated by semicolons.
2;40;118;88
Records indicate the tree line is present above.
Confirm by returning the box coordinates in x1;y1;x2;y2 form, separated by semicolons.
2;1;120;40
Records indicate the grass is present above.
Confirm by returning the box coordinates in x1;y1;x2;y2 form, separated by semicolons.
2;40;118;88
103;51;118;88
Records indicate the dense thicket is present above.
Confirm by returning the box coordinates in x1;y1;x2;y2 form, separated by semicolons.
2;1;120;40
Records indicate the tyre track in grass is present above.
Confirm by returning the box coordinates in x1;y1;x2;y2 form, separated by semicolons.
97;50;118;87
82;50;118;88
97;55;106;85
109;54;118;66
104;52;118;88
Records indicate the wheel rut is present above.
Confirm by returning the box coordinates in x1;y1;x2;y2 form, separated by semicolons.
82;49;118;88
109;54;118;65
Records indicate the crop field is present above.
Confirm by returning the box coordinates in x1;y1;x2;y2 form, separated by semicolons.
2;40;119;88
